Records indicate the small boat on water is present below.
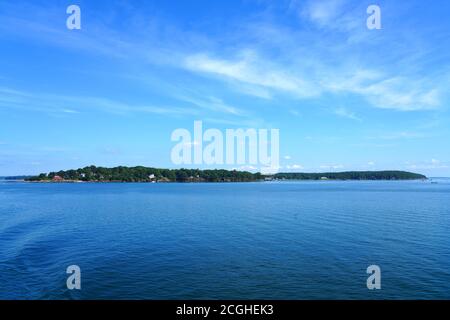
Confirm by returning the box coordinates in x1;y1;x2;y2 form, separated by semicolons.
429;178;438;184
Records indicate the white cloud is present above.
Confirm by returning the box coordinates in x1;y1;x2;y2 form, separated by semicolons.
286;164;304;170
370;131;427;141
289;110;301;117
184;53;321;99
320;164;344;170
184;52;444;112
236;165;258;172
359;78;441;111
325;72;442;111
334;107;361;121
301;0;347;27
407;159;449;170
431;159;440;165
61;109;79;114
260;165;282;175
1;1;446;116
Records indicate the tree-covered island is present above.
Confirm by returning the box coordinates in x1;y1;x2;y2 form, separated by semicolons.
25;166;427;183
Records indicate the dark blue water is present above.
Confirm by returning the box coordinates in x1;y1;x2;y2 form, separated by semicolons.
0;180;449;299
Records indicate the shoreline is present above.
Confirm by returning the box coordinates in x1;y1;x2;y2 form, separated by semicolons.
20;178;430;184
5;167;429;183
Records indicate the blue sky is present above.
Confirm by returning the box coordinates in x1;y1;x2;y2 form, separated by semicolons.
0;0;449;176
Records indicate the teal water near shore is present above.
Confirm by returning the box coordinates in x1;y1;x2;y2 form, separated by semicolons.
0;180;449;299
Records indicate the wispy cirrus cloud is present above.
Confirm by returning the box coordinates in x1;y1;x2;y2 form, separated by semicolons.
1;1;447;114
183;46;446;112
184;52;321;99
334;107;361;121
181;1;448;113
326;74;442;111
0;86;266;129
0;86;197;116
177;95;244;116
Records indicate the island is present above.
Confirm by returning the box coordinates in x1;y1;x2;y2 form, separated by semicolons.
24;166;427;183
0;175;33;181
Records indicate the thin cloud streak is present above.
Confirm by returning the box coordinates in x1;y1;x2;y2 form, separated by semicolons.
1;2;447;113
0;87;197;116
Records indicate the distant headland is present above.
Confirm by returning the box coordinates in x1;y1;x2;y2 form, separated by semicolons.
20;166;427;183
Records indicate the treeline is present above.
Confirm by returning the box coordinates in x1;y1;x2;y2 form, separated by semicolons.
26;166;261;183
1;176;32;180
273;171;426;180
26;166;426;183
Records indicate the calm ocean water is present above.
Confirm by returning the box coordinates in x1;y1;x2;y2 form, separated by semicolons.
0;180;449;300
